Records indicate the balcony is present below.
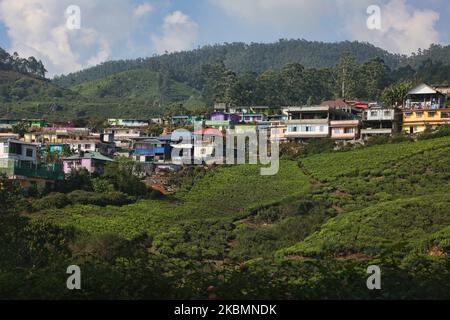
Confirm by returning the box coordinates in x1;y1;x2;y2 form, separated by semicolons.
0;159;64;181
363;110;395;121
332;133;356;139
361;128;393;135
287;119;329;125
330;120;360;127
285;131;329;138
134;147;167;156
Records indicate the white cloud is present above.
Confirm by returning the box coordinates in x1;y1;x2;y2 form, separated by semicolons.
343;0;440;55
210;0;332;31
151;11;199;54
211;0;441;55
134;3;154;18
0;0;146;76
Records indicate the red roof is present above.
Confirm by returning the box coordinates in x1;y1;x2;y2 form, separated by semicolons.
193;128;224;137
321;100;350;109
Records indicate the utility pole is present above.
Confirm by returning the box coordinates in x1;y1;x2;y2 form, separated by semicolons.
342;66;346;99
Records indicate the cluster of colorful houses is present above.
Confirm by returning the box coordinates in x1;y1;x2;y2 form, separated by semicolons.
0;83;449;189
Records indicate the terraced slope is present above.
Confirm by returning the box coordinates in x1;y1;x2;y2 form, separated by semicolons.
35;161;310;260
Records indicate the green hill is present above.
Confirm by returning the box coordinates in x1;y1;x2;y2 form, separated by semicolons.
70;68;206;107
53;40;450;90
54;40;404;88
0;59;206;120
14;135;448;299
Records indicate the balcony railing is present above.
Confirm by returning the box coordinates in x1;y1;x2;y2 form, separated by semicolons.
0;159;64;180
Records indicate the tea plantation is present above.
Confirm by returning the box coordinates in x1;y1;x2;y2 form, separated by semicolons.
3;136;450;299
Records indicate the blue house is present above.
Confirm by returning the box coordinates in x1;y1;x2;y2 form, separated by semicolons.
132;138;171;163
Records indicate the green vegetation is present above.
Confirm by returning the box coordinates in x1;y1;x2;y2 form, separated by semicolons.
3;41;450;119
1;135;450;299
280;194;450;257
34;161;310;245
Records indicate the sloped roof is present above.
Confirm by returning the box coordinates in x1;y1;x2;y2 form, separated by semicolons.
321;100;350;108
63;151;113;162
407;83;440;95
193;128;224;137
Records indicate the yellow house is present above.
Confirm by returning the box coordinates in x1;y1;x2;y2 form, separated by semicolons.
402;109;450;134
402;84;450;134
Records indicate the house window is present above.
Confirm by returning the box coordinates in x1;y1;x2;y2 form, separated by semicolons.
416;112;423;118
26;148;33;157
319;126;324;132
441;113;450;119
84;144;91;150
405;112;412;118
370;111;378;117
428;112;436;117
384;111;391;117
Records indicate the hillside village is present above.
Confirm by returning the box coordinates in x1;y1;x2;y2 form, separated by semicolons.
0;82;449;191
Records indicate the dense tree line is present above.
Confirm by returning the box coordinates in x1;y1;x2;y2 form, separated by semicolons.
53;40;406;87
0;48;46;78
201;55;393;107
2;41;450;120
53;40;450;91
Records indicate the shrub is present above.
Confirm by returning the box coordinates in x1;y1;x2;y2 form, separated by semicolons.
301;138;335;157
67;190;131;207
365;135;389;146
418;125;450;140
280;142;305;160
148;189;165;200
91;178;115;193
32;193;70;211
64;168;93;192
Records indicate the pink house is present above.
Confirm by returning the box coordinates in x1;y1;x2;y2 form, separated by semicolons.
63;152;113;175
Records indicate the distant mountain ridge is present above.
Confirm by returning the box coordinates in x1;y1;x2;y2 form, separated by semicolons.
54;40;404;88
53;40;450;90
2;40;450;120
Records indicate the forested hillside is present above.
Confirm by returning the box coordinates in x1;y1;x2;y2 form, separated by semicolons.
0;48;47;78
54;40;405;88
2;41;450;120
0;49;205;120
53;40;450;90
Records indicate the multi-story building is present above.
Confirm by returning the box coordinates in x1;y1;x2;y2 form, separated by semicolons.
63;152;113;176
132;138;171;163
24;127;90;143
283;106;353;141
402;84;450;134
66;139;115;157
0;139;63;188
103;127;146;150
330;120;361;141
361;105;401;139
205;113;240;131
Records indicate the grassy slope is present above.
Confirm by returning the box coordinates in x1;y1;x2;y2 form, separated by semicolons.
35;161;310;259
32;137;450;263
278;136;450;258
0;69;206;120
70;69;205;107
27;137;450;299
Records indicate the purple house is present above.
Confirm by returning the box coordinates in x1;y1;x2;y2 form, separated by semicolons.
63;151;113;175
210;112;240;123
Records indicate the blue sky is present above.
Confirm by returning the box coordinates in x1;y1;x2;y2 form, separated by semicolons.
0;0;449;76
